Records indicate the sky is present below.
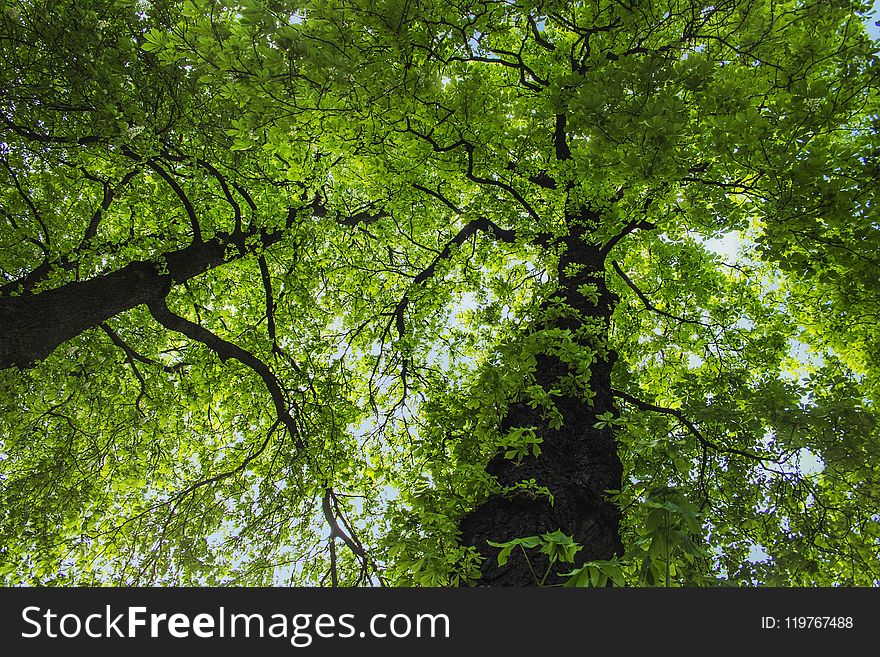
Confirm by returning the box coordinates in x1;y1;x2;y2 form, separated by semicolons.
870;0;880;40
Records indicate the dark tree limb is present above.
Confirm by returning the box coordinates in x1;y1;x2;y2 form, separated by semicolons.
165;419;282;518
528;14;556;51
99;322;182;373
322;488;386;587
383;192;517;341
446;54;545;91
464;144;541;222
81;167;142;243
322;488;367;561
161;151;244;237
0;238;218;369
611;260;708;327
1;156;51;254
99;323;149;414
412;183;518;245
1;114;104;146
309;194;388;227
371;193;519;432
611;388;775;462
554;113;571;162
401;116;543;223
600;218;656;256
525;170;558;189
400;118;468;153
142;159;203;243
147;295;303;448
0;207;299;370
328;534;339;587
1;166;142;295
258;254;279;352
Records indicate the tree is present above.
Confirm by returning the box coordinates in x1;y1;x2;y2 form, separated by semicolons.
1;0;878;587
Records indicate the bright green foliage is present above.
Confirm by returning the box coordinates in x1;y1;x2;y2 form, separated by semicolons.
1;0;879;586
489;530;581;585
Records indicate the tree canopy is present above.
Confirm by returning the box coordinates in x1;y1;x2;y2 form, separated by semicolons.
1;0;879;587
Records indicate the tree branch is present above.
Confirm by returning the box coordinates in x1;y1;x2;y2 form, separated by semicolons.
322;488;386;586
464;144;541;222
100;323;149;415
600;219;656;256
528;15;555;51
82;167;141;243
99;322;182;373
555;113;571;162
165;419;282;518
0;156;50;254
142;159;203;243
412;183;518;243
446;54;545;91
258;254;279;351
405;188;517;295
612;388;775;462
401;118;467;153
0;206;300;369
1;114;104;146
309;195;388;227
146;296;303;448
161;151;244;237
611;260;708;327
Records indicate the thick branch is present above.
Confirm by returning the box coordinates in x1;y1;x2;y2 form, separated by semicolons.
147;296;302;448
161;152;244;236
505;162;558;190
100;323;149;413
405;189;517;292
378;191;516;398
82;167;141;243
555;113;572;162
258;255;278;350
1;156;50;254
142;159;203;243
528;15;556;51
0;240;226;369
321;488;385;586
0;211;295;370
322;488;368;560
1;115;104;146
530;171;558;189
446;54;545;91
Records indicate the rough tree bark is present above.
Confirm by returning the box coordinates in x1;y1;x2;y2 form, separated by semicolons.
0;238;228;369
0;223;291;370
459;212;624;586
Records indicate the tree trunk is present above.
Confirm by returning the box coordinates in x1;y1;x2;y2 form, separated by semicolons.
0;235;238;369
459;216;624;586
